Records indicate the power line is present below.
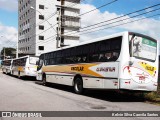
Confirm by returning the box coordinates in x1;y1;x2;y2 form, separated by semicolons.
79;13;160;36
80;0;118;16
80;3;160;30
66;7;160;35
23;23;57;43
28;7;160;48
30;0;119;40
55;3;160;37
31;0;85;28
19;0;87;42
34;12;160;47
18;2;160;53
19;0;118;49
19;0;82;33
30;0;117;30
18;0;85;53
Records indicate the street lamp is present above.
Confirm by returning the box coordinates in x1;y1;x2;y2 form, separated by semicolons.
0;35;17;59
0;36;6;60
30;6;56;32
30;6;59;48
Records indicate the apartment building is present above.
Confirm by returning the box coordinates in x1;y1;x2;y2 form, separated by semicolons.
18;0;80;56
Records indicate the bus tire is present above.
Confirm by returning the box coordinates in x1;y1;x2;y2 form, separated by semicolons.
74;77;83;94
42;74;47;86
6;70;8;75
18;71;21;79
12;71;14;76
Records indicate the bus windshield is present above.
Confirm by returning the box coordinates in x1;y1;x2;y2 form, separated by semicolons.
129;34;157;62
29;57;39;65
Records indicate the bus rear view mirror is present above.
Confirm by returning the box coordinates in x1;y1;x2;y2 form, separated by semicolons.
36;61;39;65
129;57;135;66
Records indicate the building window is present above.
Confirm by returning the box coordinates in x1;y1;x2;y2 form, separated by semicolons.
39;25;44;30
39;15;44;20
57;8;60;11
39;5;44;9
39;36;44;40
39;46;44;50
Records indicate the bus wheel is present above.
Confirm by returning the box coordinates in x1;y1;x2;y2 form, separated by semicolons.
74;77;83;94
12;71;14;75
18;71;21;79
42;75;47;86
6;70;8;75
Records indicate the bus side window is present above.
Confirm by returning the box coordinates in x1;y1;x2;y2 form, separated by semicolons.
102;52;112;61
82;57;86;62
99;52;115;62
39;60;43;66
49;59;53;65
110;52;119;61
110;37;122;50
99;53;104;62
89;54;99;62
45;60;49;65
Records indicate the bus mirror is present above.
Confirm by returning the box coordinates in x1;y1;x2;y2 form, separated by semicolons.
129;57;134;66
129;61;133;66
36;61;39;65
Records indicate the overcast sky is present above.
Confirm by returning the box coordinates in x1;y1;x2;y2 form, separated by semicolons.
0;0;160;51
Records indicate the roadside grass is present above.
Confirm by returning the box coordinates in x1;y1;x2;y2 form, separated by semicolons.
143;83;160;104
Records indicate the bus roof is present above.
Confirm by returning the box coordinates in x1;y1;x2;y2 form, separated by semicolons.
41;31;157;55
41;31;128;55
1;59;12;61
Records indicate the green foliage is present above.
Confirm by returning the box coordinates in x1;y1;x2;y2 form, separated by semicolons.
143;84;160;103
144;92;157;101
1;47;16;59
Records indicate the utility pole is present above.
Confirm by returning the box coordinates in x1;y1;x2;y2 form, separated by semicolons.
0;36;6;60
30;6;58;49
3;47;5;60
57;8;61;48
16;36;18;58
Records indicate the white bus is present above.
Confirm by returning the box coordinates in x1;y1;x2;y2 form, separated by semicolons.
36;31;159;94
1;59;12;74
11;55;39;78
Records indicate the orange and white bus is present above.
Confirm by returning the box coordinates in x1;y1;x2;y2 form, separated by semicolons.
1;59;12;74
11;55;38;78
36;31;159;94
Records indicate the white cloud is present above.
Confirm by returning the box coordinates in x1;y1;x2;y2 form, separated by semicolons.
80;4;160;43
0;22;18;50
0;0;18;12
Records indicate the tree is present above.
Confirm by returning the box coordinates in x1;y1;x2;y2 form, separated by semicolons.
1;47;16;59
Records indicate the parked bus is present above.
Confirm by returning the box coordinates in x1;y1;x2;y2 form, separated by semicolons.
1;59;12;74
11;55;38;78
36;31;159;94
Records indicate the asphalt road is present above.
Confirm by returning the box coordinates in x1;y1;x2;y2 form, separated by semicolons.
0;72;160;120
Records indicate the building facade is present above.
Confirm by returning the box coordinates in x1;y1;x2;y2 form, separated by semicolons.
18;0;80;56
